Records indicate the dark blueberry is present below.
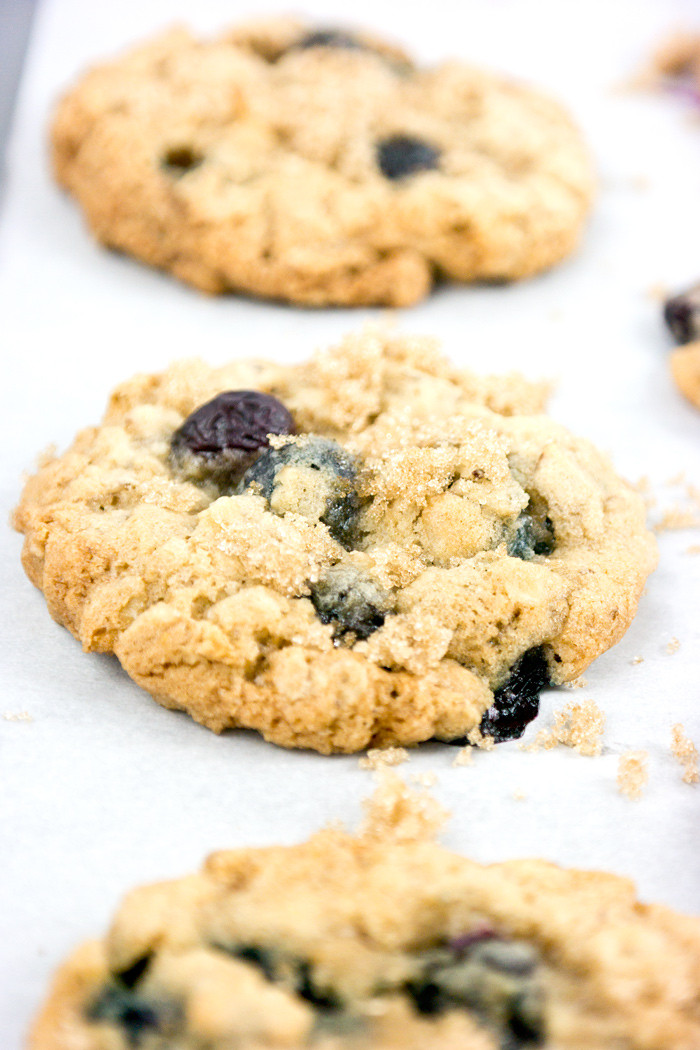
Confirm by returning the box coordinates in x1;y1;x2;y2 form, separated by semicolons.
296;960;343;1011
293;28;367;51
238;436;362;548
215;944;341;1011
507;513;555;560
222;943;278;980
115;954;152;989
170;390;295;488
664;282;700;344
86;985;179;1047
377;135;441;180
478;647;550;743
310;564;392;640
161;145;203;175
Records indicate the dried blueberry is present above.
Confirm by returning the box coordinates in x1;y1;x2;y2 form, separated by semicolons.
507;513;555;560
161;145;203;175
86;985;179;1047
294;28;367;51
478;647;550;743
238;436;362;548
664;282;700;344
170;391;295;488
405;936;544;1048
311;564;392;640
377;135;441;180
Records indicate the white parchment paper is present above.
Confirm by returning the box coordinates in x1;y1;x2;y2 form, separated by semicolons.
1;0;699;1046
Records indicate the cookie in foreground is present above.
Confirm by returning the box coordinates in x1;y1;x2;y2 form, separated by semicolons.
51;17;593;306
13;330;657;752
27;777;700;1050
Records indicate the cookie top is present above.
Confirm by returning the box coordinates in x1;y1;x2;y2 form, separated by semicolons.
14;330;657;753
28;778;700;1050
51;17;593;306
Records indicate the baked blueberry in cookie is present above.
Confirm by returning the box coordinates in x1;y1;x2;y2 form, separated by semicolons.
13;331;657;753
27;781;700;1050
50;16;593;306
662;283;700;409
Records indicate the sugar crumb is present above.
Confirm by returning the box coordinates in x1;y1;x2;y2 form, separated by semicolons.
451;746;474;768
3;710;33;722
466;728;495;750
617;750;648;800
670;724;699;784
666;637;681;654
523;699;605;757
410;771;438;788
563;676;588;690
359;747;409;770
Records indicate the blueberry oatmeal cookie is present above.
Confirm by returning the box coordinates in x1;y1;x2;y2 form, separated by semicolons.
14;330;656;752
27;778;700;1050
51;17;593;306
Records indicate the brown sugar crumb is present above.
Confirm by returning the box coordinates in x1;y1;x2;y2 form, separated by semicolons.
359;746;410;770
670;724;699;784
666;636;681;654
2;710;33;722
451;746;474;768
523;699;605;757
360;770;449;843
466;727;496;750
617;750;649;800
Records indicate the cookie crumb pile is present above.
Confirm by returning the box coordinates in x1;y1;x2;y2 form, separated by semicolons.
50;16;593;306
14;329;658;753
27;778;700;1050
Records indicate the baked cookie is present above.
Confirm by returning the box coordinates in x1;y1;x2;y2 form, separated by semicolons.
664;283;700;408
14;331;656;753
51;17;593;306
27;778;700;1050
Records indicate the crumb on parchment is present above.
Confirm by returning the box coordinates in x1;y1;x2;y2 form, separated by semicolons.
671;724;699;784
466;727;495;750
617;750;649;800
359;746;410;770
2;711;33;722
451;746;474;768
666;637;681;654
360;770;449;843
523;699;605;757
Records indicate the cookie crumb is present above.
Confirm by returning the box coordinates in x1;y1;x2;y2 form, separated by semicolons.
670;724;699;784
563;676;588;690
524;699;605;757
360;771;449;842
466;728;495;750
630;655;645;665
2;710;33;722
687;544;700;555
359;746;410;770
617;750;648;800
653;506;700;533
451;746;474;768
666;637;681;654
512;789;527;801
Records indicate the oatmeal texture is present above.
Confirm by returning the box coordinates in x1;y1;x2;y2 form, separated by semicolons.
50;17;593;306
14;330;657;753
28;778;700;1050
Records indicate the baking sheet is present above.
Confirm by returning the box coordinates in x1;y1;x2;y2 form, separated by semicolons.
1;0;700;1045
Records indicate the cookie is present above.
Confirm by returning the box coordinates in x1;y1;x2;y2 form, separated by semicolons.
14;330;657;753
51;17;593;306
664;283;700;408
27;778;700;1050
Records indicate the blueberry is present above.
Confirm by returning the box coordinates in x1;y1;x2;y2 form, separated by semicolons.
86;985;179;1047
294;28;366;51
238;436;362;548
377;135;441;180
169;391;295;488
405;936;544;1048
478;647;550;743
310;564;392;640
115;955;152;989
664;282;700;344
216;944;341;1011
161;145;203;175
223;943;278;980
507;513;555;560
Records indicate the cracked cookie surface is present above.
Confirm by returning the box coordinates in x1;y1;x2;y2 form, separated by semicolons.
27;779;700;1050
13;330;657;752
51;17;593;306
